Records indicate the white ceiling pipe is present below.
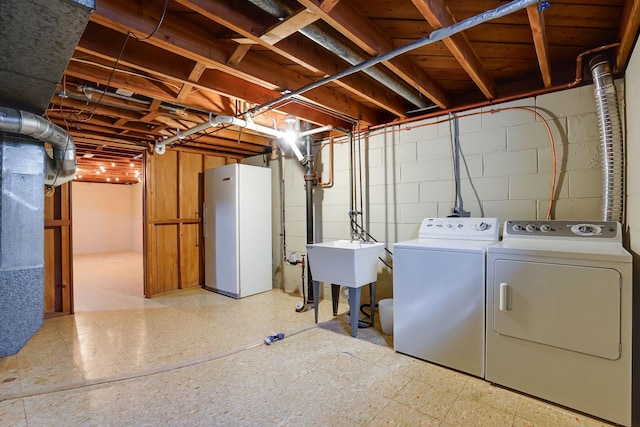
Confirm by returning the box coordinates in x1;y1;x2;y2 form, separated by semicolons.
215;115;305;163
154;114;310;163
155;115;217;154
214;115;283;138
299;125;333;138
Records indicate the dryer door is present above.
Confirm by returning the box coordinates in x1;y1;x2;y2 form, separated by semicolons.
491;260;621;360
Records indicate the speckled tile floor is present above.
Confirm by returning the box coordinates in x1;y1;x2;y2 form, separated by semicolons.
0;252;615;426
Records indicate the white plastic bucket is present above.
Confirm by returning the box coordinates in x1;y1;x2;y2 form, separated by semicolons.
378;298;393;335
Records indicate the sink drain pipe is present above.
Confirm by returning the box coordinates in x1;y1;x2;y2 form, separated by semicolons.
589;56;624;223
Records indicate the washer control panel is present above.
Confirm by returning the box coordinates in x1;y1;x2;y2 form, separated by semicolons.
504;220;620;240
419;217;500;240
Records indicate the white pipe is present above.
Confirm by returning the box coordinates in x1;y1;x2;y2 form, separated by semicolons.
299;125;333;138
215;115;306;163
154;114;311;164
155;115;217;153
214;115;284;138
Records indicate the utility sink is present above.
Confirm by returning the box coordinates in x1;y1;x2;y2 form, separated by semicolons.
306;240;385;288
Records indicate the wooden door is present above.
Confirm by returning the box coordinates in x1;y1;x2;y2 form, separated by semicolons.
145;148;237;297
44;183;73;316
179;152;202;289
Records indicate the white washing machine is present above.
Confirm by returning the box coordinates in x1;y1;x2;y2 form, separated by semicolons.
486;220;632;426
393;217;499;377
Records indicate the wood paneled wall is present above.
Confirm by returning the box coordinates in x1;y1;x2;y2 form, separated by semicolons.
44;183;73;317
145;148;237;297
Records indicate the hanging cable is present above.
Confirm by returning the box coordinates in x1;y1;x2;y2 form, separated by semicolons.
72;34;131;123
363;106;557;220
132;0;169;42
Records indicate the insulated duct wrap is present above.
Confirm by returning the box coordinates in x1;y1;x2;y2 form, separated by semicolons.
589;56;624;222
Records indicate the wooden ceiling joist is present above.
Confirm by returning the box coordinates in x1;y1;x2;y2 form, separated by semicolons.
41;0;636;183
92;0;380;125
297;0;451;108
411;0;497;99
527;4;552;88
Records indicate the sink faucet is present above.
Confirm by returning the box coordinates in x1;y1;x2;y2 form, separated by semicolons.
349;210;363;242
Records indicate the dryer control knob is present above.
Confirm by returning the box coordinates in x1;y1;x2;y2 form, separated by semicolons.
512;224;523;231
540;224;551;232
577;224;593;234
525;224;536;232
475;222;489;231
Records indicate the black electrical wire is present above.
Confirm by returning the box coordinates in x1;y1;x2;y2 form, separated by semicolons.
73;34;130;123
448;114;485;217
133;0;169;42
68;1;168;124
348;213;393;270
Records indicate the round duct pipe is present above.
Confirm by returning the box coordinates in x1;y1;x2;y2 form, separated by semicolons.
589;56;624;223
0;106;76;186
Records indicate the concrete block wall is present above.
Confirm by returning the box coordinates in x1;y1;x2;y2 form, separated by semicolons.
275;82;622;301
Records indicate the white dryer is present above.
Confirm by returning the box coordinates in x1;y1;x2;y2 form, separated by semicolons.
486;220;632;426
393;217;499;378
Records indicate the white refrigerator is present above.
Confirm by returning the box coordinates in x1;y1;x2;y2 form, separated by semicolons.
203;163;272;298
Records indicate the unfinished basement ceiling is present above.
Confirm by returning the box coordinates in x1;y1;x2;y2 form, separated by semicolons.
44;0;640;183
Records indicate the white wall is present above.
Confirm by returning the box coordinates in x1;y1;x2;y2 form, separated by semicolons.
277;82;616;299
626;37;640;254
624;34;640;427
72;182;143;254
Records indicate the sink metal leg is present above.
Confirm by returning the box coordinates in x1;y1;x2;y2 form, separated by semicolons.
369;281;376;327
313;280;319;323
348;287;361;338
331;284;340;316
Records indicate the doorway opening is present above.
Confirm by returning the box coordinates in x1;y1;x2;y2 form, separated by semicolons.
71;181;144;311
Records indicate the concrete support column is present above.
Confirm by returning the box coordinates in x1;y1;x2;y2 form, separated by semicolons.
0;136;45;357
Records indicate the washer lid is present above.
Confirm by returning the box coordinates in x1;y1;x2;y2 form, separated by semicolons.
395;238;496;252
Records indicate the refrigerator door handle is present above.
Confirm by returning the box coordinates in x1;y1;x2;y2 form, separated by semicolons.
203;203;208;238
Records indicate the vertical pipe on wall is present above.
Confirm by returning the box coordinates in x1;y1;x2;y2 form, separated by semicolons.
589;55;625;223
303;121;316;302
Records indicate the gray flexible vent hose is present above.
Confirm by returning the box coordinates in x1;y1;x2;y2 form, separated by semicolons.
589;56;624;223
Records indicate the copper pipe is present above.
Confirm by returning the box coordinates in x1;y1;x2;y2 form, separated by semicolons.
368;43;621;131
317;136;334;188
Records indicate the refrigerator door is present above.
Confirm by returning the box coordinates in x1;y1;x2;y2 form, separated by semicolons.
204;164;272;298
237;164;272;297
204;165;239;296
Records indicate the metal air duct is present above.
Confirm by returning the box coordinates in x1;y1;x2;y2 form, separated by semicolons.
246;0;429;110
589;56;624;222
0;107;76;186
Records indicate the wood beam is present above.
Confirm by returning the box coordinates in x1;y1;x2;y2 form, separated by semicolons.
527;5;551;88
411;0;497;99
68;46;238;116
297;0;450;108
92;0;379;124
177;62;208;100
174;0;409;117
616;0;640;71
227;44;252;66
260;8;320;45
71;47;355;130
